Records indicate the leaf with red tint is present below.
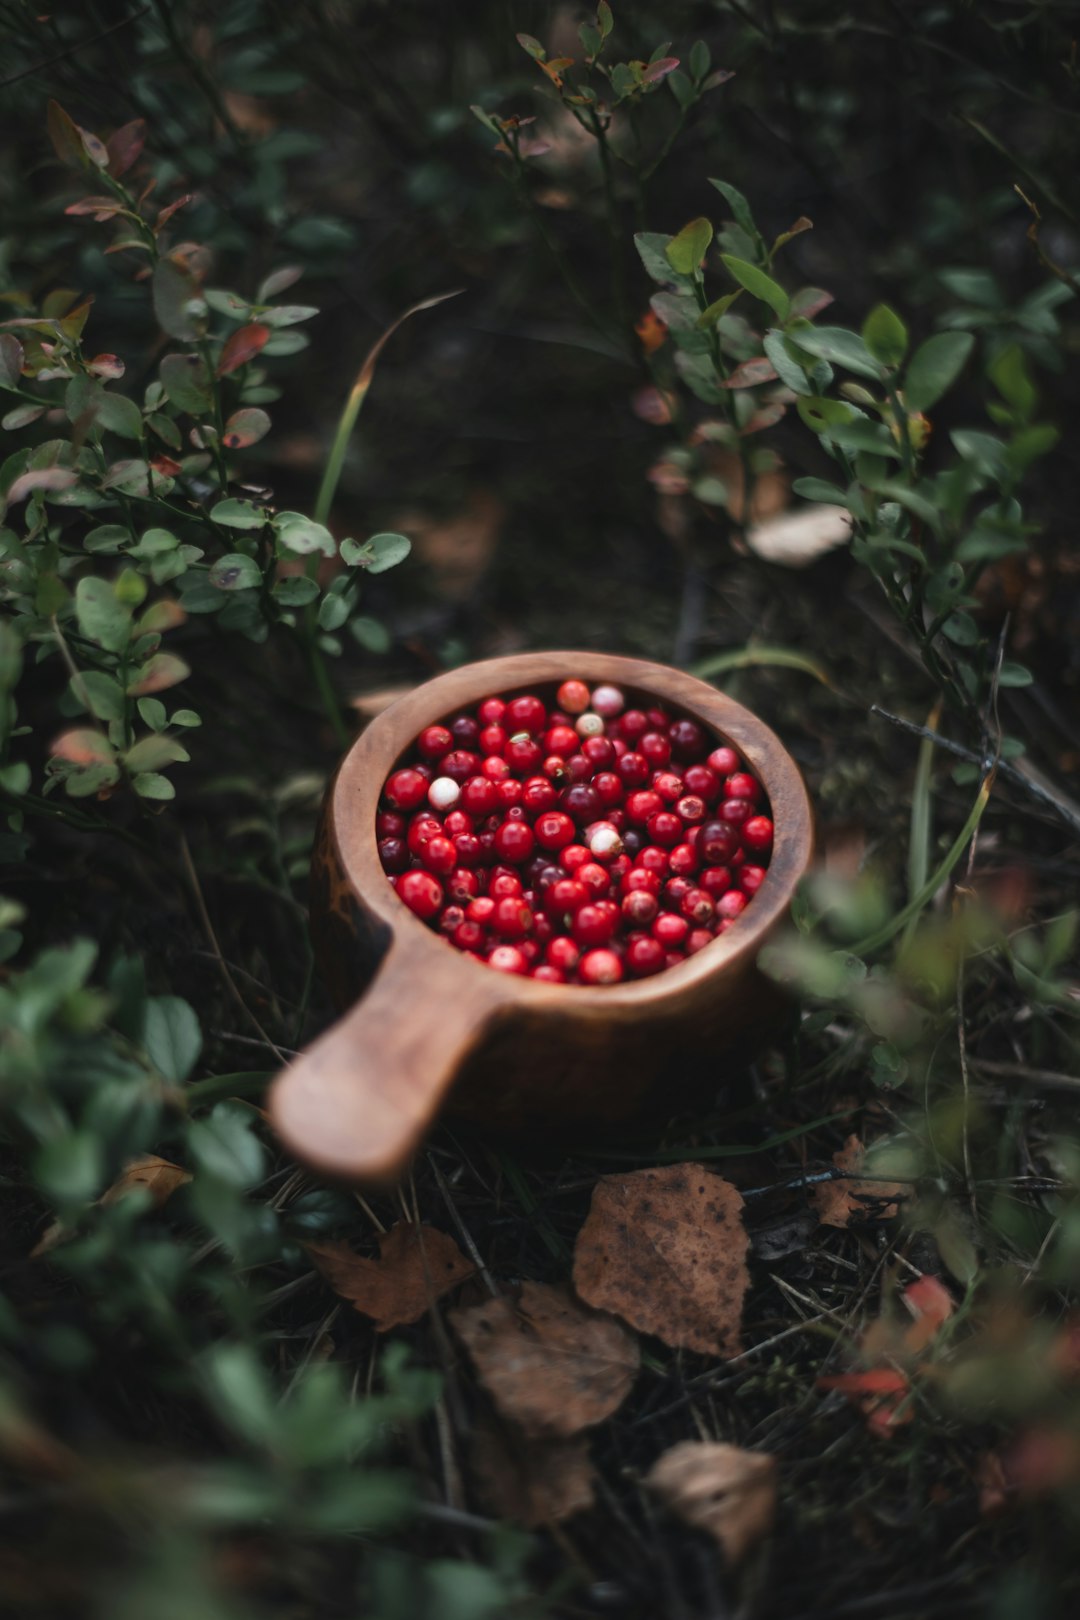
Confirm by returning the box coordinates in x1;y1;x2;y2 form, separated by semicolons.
817;1366;912;1437
902;1275;955;1351
107;119;146;178
137;600;187;635
470;1420;595;1527
126;653;190;696
573;1164;749;1357
216;323;270;378
721;356;779;389
646;1442;777;1565
65;196;125;221
308;1222;473;1332
6;467;78;505
811;1135;905;1228
0;334;23;389
150;455;183;477
790;286;835;320
50;729;115;767
46;101;91;170
156;194;195;232
450;1281;638;1438
222;407;271;449
88;354;125;379
643;56;680;84
635;310;668;355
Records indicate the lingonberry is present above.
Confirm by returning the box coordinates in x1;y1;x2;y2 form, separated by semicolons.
535;809;576;850
590;684;625;718
577;861;611;899
479;724;508;757
378;837;408;873
645;810;683;848
669;718;707;760
478;696;506;726
625;789;663;824
640;731;671;767
497;778;523;810
708;745;740;776
385;768;428;811
505;734;543;773
532;964;566;983
547;936;580;973
626;935;666;977
488;944;527;974
440;749;480;783
564;753;593;783
617;752;650;789
466;896;496;925
717;889;748;919
636;846;670;875
739;864;768;895
452;833;483;867
493;896;532;938
592;771;624;808
506;694;546;735
450;715;480;749
443;808;474;838
742;815;774;854
489;872;523;899
556;679;590;715
546;878;589;916
421;834;457;875
664;876;692;906
699;820;739;864
417;724;453;760
668;842;700;878
652;912;689;948
623;866;661;895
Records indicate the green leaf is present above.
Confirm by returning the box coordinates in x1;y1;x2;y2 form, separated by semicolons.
35;1132;102;1208
349;616;391;653
709;179;759;246
75;577;131;653
0;762;30;795
190;1103;265;1188
693;645;836;689
211;498;267;530
152;256;207;343
942;611;979;646
132;771;175;799
696;292;740;329
209;553;262;590
144;994;202;1082
2;404;46;431
634;232;687;284
273;576;319;607
365;531;411;574
76;671;126;721
203;1343;276;1445
903;331;974;412
989;344;1036;421
96;392;144;441
666;218;714;276
720;254;788;319
137;697;167;730
159;352;213;414
786;324;881;379
124;734;190;772
317;593;350;632
1006;423;1059;475
126;652;190;695
170;709;201;727
762;329;812;395
0;335;25;391
997;660;1034;688
861;304;908;367
272;512;335;558
222;408;271;449
792;476;850;505
516;32;546;60
598;1;614;39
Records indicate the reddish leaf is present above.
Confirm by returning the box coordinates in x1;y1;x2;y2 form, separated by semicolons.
156;194;195;232
5;467;78;506
721;356;779;389
902;1275;955;1351
107;119;146;178
643;56;680;84
87;354;125;379
810;1136;905;1228
216;323;270;377
150;455;182;477
64;196;125;221
573;1164;750;1357
222;407;271;449
50;729;115;767
307;1222;473;1332
817;1366;912;1437
450;1281;638;1439
0;335;25;389
46;101;91;169
126;653;191;695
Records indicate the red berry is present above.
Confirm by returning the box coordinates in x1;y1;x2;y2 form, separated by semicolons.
622;890;659;927
680;887;715;925
493;896;532;938
447;867;480;902
699;865;733;898
439;904;466;934
581;735;616;769
453;833;482;867
450;715;480;749
532;964;566;983
398;870;443;920
452;920;486;951
494;821;535;864
521;776;557;816
669;718;707;761
645;810;683;848
376;809;406;838
668;842;699;877
421;834;457;875
505;694;546;734
686;928;713;955
640;731;671;767
620;710;648;743
503;734;542;774
739;864;768;895
559;844;590;873
742;815;774;854
461;776;499;816
577;861;611;899
407;815;441;857
579;948;623;985
542;755;569;783
535;810;575;851
547;936;580;973
708;746;740;776
636;846;670;875
417;724;453;760
556;679;590;715
440;749;481;783
478;696;506;725
699;820;739;865
481;754;510;781
443;809;474;839
652;912;689;948
489;872;523;899
489;944;527;975
717;889;748;920
625;789;662;825
652;772;684;804
572;904;617;947
592;771;624;808
378;837;408;873
623;867;661;895
546;878;589;917
618;751;650;787
683;764;721;803
725;772;760;802
626;936;666;977
385;768;428;811
675;794;706;824
664;876;692;906
720;798;753;826
544;725;579;757
479;724;508;757
562;782;600;821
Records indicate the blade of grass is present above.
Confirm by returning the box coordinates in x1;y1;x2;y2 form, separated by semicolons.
693;645;838;690
851;772;993;957
902;699;942;950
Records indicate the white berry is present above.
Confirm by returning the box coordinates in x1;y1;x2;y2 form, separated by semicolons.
427;776;461;811
576;711;605;738
590;684;625;718
585;821;623;860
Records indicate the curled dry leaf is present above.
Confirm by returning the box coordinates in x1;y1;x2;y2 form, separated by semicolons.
307;1222;473;1333
818;1274;955;1437
450;1280;638;1439
646;1441;777;1566
470;1419;595;1527
32;1154;191;1258
811;1135;906;1228
745;504;851;568
572;1164;749;1357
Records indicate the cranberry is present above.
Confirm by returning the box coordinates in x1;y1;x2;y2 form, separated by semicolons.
547;936;580;973
640;731;671;768
479;724;508;757
466;896;496;925
440;749;481;783
620;709;648;743
559;844;590;873
623;867;661;895
494;821;534;863
683;764;721;803
542;755;569;783
740;864;768;895
636;846;670;875
505;735;543;774
668;842;699;878
725;772;760;802
664;876;692;906
645;810;683;847
489;872;523;899
443;808;474;838
564;754;593;784
573;904;617;947
577;862;611;899
532;964;565;983
652;771;684;804
439;904;466;934
618;751;650;787
699;820;739;864
686;927;713;955
627;936;666;977
385;768;429;811
493;896;532;937
453;833;482;866
378;837;408;873
478;696;506;725
717;889;748;920
489;944;527;975
407;815;441;857
681;888;715;925
505;695;546;735
626;789;663;825
481;755;510;781
450;715;481;749
447;867;480;901
592;771;624;808
622;890;659;927
534;809;575;851
575;712;605;738
699;865;733;898
452;920;486;951
670;718;707;760
376;810;405;838
428;775;461;812
562;782;600;821
675;794;706;825
743;815;774;854
590;684;625;718
557;679;590;715
581;735;616;769
708;745;739;777
421;835;457;875
398;869;443;920
652;912;689;948
417;724;453;760
545;725;579;757
546;878;589;917
579;948;623;984
720;798;753;826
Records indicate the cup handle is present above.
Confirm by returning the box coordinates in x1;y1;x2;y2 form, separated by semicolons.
267;934;508;1185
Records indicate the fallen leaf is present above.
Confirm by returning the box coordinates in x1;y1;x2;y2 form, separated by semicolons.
646;1441;777;1565
470;1418;595;1526
308;1222;473;1332
573;1164;749;1357
901;1275;955;1351
745;504;850;567
816;1366;912;1437
32;1154;190;1257
974;1450;1010;1516
810;1135;905;1228
817;1273;954;1436
450;1280;638;1438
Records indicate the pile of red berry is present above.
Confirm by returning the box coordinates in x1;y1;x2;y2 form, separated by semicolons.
377;680;774;985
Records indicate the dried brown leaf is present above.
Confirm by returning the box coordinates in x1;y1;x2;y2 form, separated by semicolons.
646;1441;776;1565
573;1164;749;1357
307;1222;473;1332
745;504;851;568
450;1280;638;1438
470;1419;595;1527
811;1135;905;1228
32;1154;190;1258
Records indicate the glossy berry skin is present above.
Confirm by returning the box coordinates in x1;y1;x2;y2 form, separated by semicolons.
443;808;474;839
452;920;485;951
668;843;700;878
452;833;483;867
546;878;589;917
481;754;510;781
590;684;625;719
428;776;461;812
623;866;661;896
617;751;650;787
577;861;611;899
622;889;659;927
378;837;408;873
653;772;684;804
376;809;406;838
466;896;496;926
717;889;748;919
506;694;546;735
669;718;706;761
440;749;481;783
620;709;648;743
385;768;429;811
636;846;670;876
680;888;715;925
562;783;600;821
557;679;590;715
545;725;580;757
739;864;768;895
626;790;663;825
686;928;713;955
450;715;480;749
532;964;566;983
478;696;506;726
572;904;618;947
521;776;558;816
719;798;753;826
652;912;689;948
417;724;453;760
675;795;705;825
645;810;683;848
581;735;616;770
534;810;576;851
699;821;739;865
505;735;543;774
493;896;533;938
547;936;581;973
579;948;623;984
560;844;590;873
398;869;443;920
742;816;774;855
494;821;535;864
446;867;481;903
626;935;666;977
421;835;457;876
592;771;624;808
683;764;720;804
708;746;740;777
489;944;527;975
479;724;508;757
489;872;523;899
699;865;733;898
640;731;671;768
725;772;760;802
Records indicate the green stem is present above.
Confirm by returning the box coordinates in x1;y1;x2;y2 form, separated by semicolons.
197;341;230;493
308;636;350;751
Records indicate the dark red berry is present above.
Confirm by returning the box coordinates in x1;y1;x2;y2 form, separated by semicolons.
417;724;453;760
626;936;666;977
742;815;774;854
398;870;443;919
699;820;739;864
385;768;428;811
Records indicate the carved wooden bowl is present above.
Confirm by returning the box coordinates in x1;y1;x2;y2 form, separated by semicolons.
268;652;814;1185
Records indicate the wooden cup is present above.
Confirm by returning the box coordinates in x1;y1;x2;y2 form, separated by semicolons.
268;652;814;1185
